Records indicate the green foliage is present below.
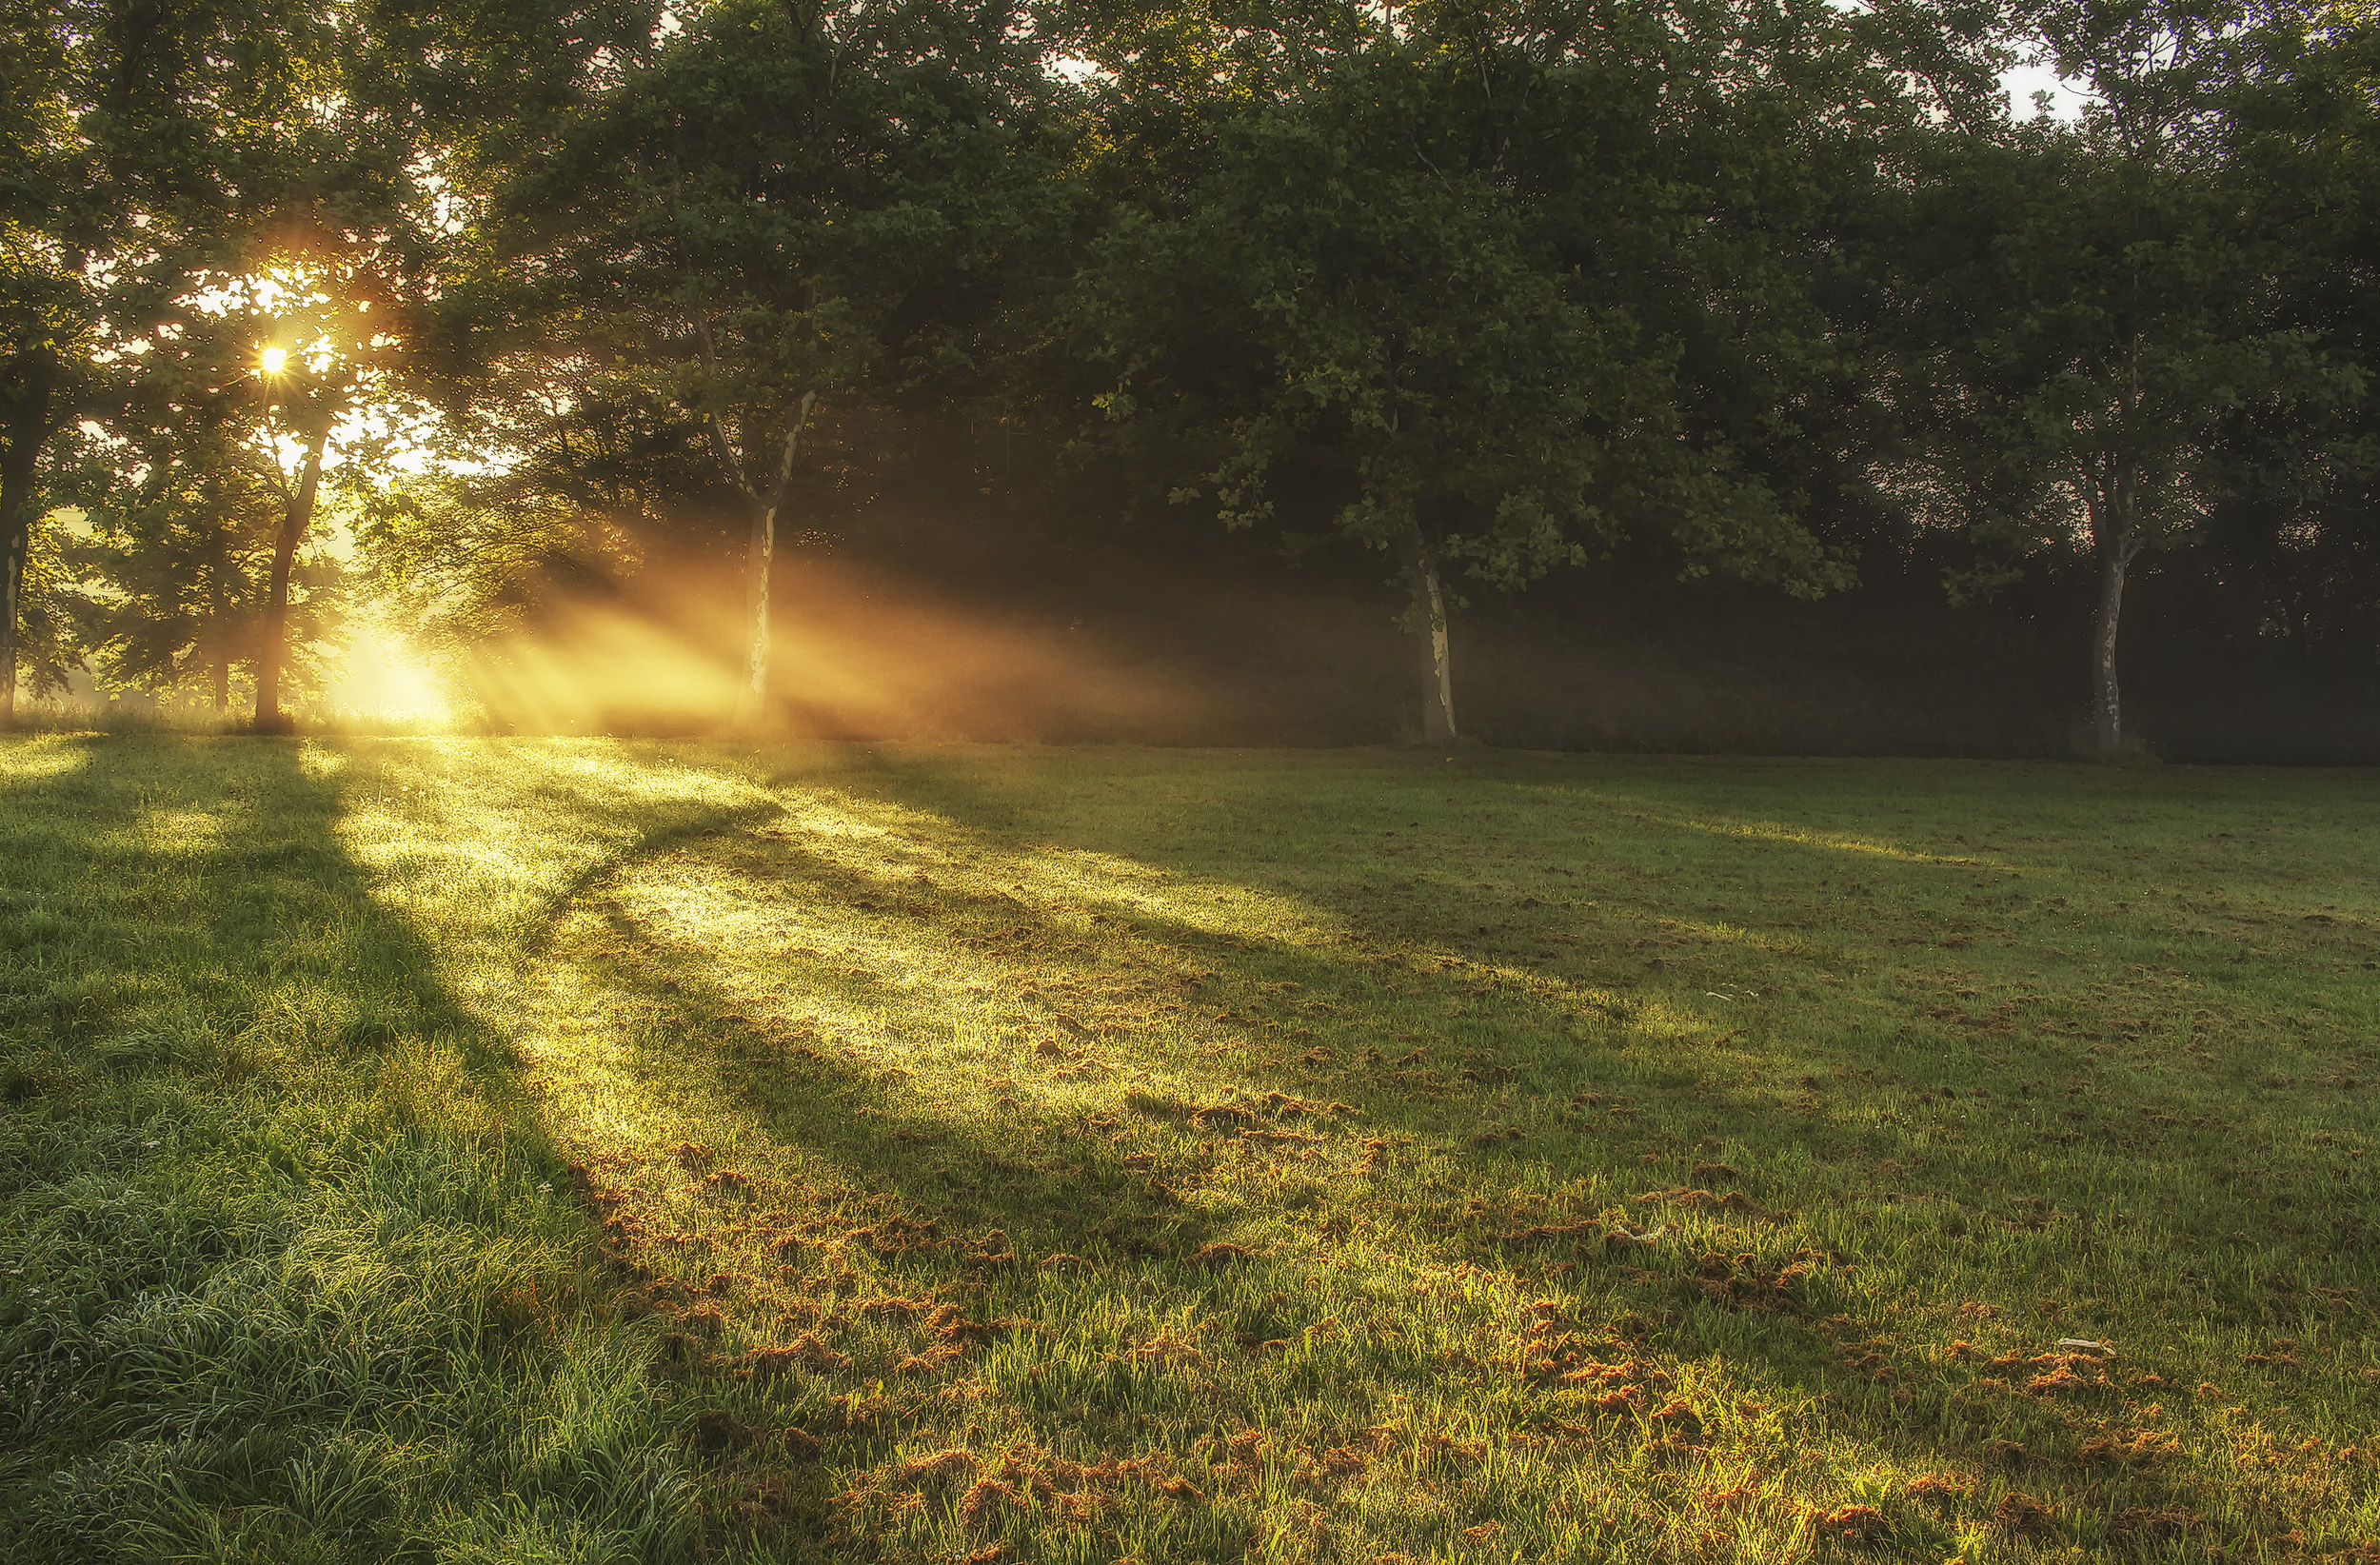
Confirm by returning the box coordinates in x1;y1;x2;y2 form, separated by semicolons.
480;0;1081;513
1070;2;1903;601
1056;1;2029;732
360;472;641;652
2203;5;2380;663
71;455;354;710
1870;7;2370;750
0;0;470;721
10;513;84;700
1892;127;2332;563
0;0;374;700
9;0;2380;745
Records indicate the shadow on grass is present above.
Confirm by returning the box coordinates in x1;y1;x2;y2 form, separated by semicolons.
526;756;2353;1558
848;749;2377;1238
0;735;707;1564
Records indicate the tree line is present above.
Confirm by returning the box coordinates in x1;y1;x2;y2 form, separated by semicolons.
4;0;2375;755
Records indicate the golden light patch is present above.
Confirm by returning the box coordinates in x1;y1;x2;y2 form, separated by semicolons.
1656;814;2010;869
135;806;228;856
325;621;455;723
0;738;99;782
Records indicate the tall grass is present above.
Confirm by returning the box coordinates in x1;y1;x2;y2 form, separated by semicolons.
4;702;461;738
0;736;760;1563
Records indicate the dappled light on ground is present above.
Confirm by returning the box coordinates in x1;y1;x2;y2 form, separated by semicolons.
6;738;2378;1563
508;780;1822;1560
469;746;2380;1561
1633;805;2022;871
0;736;96;786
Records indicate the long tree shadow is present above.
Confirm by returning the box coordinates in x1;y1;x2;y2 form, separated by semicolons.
538;924;1812;1561
0;734;721;1565
841;748;2379;1247
518;758;2360;1560
736;758;2370;1254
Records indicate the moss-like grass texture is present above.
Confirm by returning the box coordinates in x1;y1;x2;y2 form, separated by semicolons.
3;736;2375;1562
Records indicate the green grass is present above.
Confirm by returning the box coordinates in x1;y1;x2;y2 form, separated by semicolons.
3;737;2377;1563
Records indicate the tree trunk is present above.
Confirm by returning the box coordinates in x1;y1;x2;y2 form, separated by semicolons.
252;425;329;733
2088;456;2139;760
1418;553;1458;743
732;496;778;727
727;393;815;732
0;507;25;726
0;354;59;724
2092;545;2126;757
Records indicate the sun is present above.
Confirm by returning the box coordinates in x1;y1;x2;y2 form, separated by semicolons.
259;346;288;375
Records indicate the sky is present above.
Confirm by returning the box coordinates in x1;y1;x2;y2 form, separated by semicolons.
2001;59;2095;121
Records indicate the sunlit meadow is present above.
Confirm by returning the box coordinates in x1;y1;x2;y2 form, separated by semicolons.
3;735;2376;1562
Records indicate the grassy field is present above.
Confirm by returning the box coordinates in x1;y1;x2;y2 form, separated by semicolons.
2;735;2376;1564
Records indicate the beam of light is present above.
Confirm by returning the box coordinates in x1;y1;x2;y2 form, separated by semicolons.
454;608;742;736
324;619;456;724
259;346;288;375
446;553;1233;744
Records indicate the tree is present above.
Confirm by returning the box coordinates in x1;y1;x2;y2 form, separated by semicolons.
1065;0;1973;739
2;0;295;716
1891;5;2353;754
481;0;1078;729
233;256;421;729
7;510;84;701
1;0;444;723
0;252;75;719
2198;4;2380;676
1;0;110;719
68;417;342;711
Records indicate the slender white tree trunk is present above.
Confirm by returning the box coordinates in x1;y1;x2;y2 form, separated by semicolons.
725;391;815;732
2093;546;2126;756
734;499;777;727
1420;557;1458;743
2086;455;2139;759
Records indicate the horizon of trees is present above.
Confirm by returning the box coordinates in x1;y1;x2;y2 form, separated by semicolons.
3;0;2376;757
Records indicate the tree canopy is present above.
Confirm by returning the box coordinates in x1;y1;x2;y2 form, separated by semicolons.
5;0;2376;757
